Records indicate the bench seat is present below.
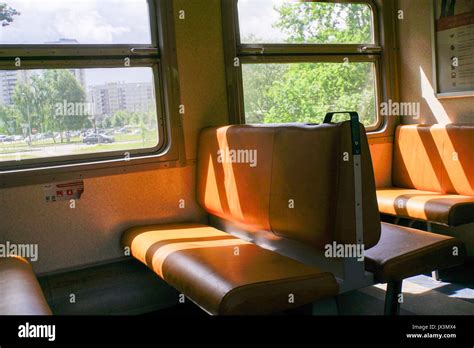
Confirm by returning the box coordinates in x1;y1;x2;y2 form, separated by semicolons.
122;223;339;315
377;188;474;226
365;223;466;283
0;257;52;315
378;124;474;227
122;122;466;315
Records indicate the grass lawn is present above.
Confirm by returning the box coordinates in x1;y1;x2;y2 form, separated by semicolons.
0;131;159;162
72;139;159;154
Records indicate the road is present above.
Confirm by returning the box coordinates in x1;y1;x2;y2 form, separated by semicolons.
0;140;145;162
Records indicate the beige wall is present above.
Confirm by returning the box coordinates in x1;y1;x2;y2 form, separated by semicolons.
175;0;230;160
370;141;393;188
398;0;474;125
0;0;229;274
1;167;205;274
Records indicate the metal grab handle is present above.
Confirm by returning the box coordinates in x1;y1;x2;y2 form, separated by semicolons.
324;112;361;155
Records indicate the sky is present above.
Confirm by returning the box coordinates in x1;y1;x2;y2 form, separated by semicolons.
0;0;287;84
0;0;290;45
238;0;373;43
0;0;153;86
237;0;287;43
0;0;151;44
84;68;153;87
0;0;355;86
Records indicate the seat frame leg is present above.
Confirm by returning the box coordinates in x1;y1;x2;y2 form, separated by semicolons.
384;280;403;316
426;223;442;281
432;270;441;281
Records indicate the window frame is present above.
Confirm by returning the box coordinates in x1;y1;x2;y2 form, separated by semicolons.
0;0;183;185
222;0;384;131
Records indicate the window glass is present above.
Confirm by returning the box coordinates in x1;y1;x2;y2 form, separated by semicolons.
242;62;377;126
0;0;152;45
0;67;159;163
238;0;374;44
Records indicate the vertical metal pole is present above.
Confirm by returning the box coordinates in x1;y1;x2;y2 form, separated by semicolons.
427;222;441;281
325;112;366;285
384;281;403;315
347;112;364;248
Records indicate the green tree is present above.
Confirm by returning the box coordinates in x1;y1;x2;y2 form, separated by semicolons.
145;105;158;130
128;112;141;126
242;64;288;124
12;70;91;144
243;2;376;126
0;106;9;134
12;83;37;145
0;105;20;135
0;2;20;27
274;2;371;44
29;73;56;140
43;70;90;142
139;118;146;147
109;110;129;128
264;62;375;125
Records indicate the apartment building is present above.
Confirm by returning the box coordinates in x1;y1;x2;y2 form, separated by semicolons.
89;82;155;117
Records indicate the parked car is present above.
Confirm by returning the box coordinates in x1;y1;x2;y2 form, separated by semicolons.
0;135;14;142
83;133;115;145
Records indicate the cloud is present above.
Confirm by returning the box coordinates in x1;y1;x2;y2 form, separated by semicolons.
52;10;129;44
238;0;286;43
0;0;151;44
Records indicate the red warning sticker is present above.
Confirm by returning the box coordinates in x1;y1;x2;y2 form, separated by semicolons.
43;181;84;203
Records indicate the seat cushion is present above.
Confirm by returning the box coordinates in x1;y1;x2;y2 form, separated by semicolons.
121;223;339;315
365;223;466;283
0;257;52;315
377;188;474;226
393;124;474;196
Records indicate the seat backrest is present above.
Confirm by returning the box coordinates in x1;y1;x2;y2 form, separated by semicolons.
393;124;474;196
197;122;381;250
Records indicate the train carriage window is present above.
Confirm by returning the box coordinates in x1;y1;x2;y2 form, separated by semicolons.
0;0;166;170
227;0;382;128
238;1;374;45
0;0;152;45
242;62;377;126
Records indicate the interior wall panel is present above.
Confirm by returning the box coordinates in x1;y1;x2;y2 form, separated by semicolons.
0;0;231;275
369;141;393;188
0;166;205;274
398;0;474;125
174;0;230;160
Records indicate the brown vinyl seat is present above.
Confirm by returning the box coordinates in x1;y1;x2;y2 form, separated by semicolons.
377;188;474;227
122;121;466;315
377;125;474;226
0;257;52;315
122;121;380;315
365;223;466;283
122;223;339;315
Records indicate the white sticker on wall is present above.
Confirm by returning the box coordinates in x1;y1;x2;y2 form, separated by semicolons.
43;181;84;203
